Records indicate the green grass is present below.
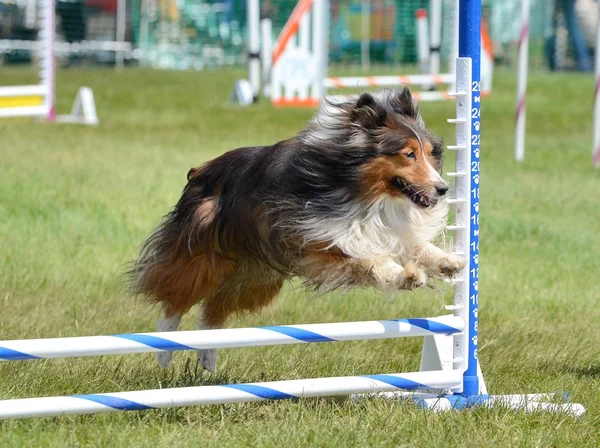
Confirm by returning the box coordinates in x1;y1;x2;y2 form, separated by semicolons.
0;66;599;447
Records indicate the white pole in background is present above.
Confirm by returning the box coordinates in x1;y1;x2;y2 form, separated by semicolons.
416;9;429;75
298;12;310;101
116;0;126;69
449;0;459;77
41;0;56;121
515;0;530;162
593;2;600;167
429;0;442;77
25;0;37;28
261;18;272;97
361;0;370;71
248;0;261;102
312;0;325;102
139;0;149;62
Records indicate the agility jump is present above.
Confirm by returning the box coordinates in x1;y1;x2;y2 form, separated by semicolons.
0;0;585;420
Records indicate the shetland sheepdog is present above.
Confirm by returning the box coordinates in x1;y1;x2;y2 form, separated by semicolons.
128;88;464;371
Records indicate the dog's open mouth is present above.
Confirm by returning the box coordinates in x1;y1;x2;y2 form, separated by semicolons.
391;177;436;208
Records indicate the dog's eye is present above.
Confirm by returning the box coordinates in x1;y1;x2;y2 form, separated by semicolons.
405;152;416;160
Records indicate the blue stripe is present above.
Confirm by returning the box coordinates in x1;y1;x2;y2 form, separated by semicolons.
362;374;426;391
393;318;460;334
112;334;194;351
222;384;298;400
0;347;39;361
446;394;489;409
74;394;154;411
445;395;468;409
262;326;335;343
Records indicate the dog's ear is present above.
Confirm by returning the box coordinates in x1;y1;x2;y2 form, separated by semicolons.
391;87;424;126
187;166;202;181
351;92;387;128
356;92;377;109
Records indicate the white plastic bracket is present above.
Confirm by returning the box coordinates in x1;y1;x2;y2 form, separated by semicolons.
56;87;99;126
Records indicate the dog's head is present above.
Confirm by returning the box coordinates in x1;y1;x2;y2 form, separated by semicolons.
352;88;448;208
306;88;448;209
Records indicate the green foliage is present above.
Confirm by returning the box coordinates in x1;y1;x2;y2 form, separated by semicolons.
0;67;599;447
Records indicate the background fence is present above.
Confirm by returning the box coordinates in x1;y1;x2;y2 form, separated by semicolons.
0;0;597;74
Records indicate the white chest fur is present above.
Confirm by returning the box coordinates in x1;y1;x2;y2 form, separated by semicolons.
304;196;449;260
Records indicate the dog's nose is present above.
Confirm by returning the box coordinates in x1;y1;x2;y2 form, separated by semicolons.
435;185;449;196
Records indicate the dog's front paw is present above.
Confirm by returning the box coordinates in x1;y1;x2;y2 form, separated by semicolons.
397;261;427;290
437;254;466;277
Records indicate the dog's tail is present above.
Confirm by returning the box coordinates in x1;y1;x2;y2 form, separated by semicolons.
126;212;173;295
126;181;234;315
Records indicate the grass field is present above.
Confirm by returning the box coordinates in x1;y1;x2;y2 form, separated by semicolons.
0;67;599;447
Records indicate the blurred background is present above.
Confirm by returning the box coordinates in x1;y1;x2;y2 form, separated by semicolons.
0;0;597;73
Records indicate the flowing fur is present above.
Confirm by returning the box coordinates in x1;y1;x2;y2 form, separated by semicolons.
127;88;464;369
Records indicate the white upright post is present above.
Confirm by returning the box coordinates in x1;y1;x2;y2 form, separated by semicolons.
515;0;530;162
248;0;261;102
312;0;325;102
593;2;600;167
116;0;127;69
40;0;56;121
361;0;370;71
429;0;442;77
416;9;430;74
451;57;473;394
261;18;273;97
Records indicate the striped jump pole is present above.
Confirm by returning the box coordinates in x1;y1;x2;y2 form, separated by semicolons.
0;316;463;362
514;0;530;162
0;374;583;420
593;1;600;167
0;371;462;420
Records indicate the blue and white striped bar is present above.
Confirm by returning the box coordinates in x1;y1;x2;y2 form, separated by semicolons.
0;370;461;420
0;315;463;362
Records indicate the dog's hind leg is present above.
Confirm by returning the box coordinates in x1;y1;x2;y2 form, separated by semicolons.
196;305;219;372
197;271;284;372
155;312;182;368
142;252;236;369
